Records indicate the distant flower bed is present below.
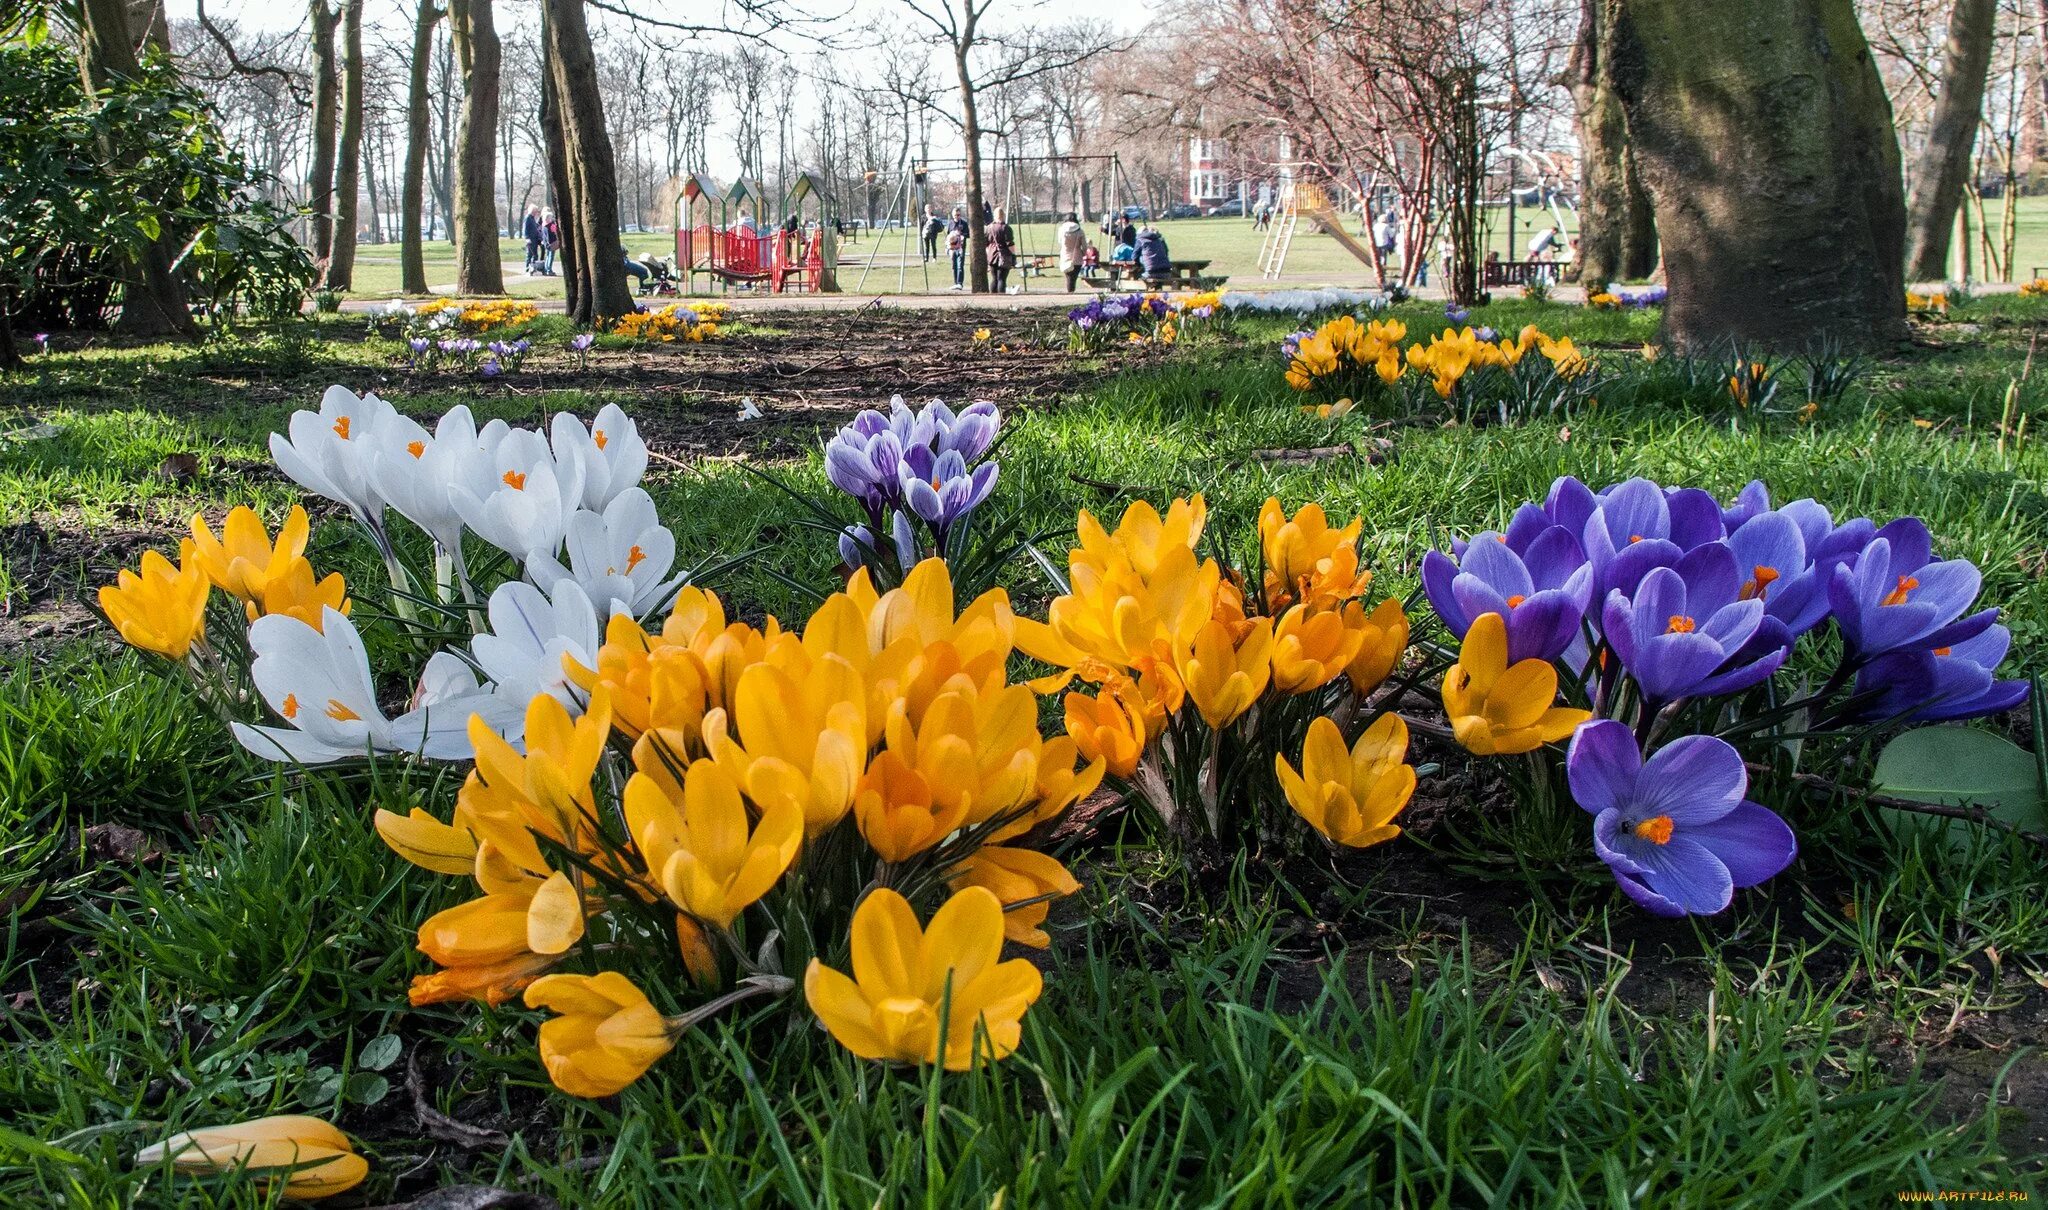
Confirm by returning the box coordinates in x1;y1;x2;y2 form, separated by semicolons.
610;302;724;343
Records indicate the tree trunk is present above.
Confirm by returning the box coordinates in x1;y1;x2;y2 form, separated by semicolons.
450;0;504;294
1902;0;1998;281
78;0;196;337
401;0;442;295
955;45;990;293
540;0;632;325
1571;0;1658;287
1608;0;1906;350
323;0;364;290
307;0;339;264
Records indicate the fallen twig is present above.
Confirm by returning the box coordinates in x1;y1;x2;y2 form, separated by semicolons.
408;1053;513;1151
1755;763;2048;848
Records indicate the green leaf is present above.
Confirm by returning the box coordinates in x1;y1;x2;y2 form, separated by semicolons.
1870;725;2045;833
357;1034;402;1072
345;1072;391;1106
135;214;159;241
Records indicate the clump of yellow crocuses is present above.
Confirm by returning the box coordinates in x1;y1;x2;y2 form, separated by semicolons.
1018;494;1416;852
375;558;1101;1093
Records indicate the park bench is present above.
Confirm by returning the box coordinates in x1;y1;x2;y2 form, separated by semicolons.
1482;259;1564;288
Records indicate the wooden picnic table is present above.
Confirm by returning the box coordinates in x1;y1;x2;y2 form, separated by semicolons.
1083;259;1226;291
1482;259;1564;288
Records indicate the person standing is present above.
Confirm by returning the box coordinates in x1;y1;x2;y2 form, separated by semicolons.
1373;209;1398;262
521;204;543;274
946;206;969;290
985;205;1017;294
919;204;943;262
1527;224;1562;282
541;209;560;276
1057;211;1088;292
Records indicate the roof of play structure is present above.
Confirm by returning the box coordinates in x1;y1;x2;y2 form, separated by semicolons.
724;178;768;209
785;171;835;209
679;172;722;203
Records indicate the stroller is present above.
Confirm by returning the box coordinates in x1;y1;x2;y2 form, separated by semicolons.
638;255;682;297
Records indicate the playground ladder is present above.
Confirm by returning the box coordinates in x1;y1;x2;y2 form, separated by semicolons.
1259;203;1297;279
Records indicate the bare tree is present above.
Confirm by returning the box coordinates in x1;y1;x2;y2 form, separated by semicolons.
402;0;444;292
1902;0;1999;277
541;0;633;324
323;0;364;289
307;0;339;262
450;0;505;291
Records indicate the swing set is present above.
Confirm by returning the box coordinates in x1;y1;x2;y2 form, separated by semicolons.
674;172;840;294
853;153;1136;293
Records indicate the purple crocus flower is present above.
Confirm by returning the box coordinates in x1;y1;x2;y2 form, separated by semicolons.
1719;481;1772;532
32;333;48;351
408;336;431;360
825;415;905;520
1724;510;1834;636
898;445;998;535
1602;544;1790;702
1579;477;1728;602
1827;518;1984;658
571;333;596;352
1474;326;1497;343
480;358;503;378
1445;304;1470;324
1853;623;2029;722
1567;721;1797;917
1423;523;1591;663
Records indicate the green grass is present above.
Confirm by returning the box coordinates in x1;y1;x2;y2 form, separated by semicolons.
338;195;2048;300
1;301;2045;1203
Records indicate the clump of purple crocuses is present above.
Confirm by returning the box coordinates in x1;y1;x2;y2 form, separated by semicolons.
824;395;1001;580
570;331;596;370
488;339;531;372
1425;474;2026;916
1067;293;1171;349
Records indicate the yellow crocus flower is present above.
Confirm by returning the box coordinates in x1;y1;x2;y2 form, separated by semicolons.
624;758;801;928
803;886;1042;1069
136;1115;367;1201
880;678;1042;828
1177;616;1273;729
854;749;967;863
1062;684;1149;778
704;641;867;835
946;846;1081;948
1275;713;1415;848
525;971;677;1098
1269;604;1368;695
1441;612;1590;755
99;546;209;660
187;505;310;603
1258;498;1371;609
252;556;350;629
1342;597;1410;695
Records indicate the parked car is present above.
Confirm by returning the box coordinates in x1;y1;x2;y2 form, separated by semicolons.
1204;200;1246;217
1116;205;1149;222
1164;203;1202;219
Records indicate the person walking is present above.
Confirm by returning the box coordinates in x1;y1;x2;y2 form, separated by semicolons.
521;204;543;274
1057;211;1088;292
1135;223;1171;285
540;209;560;275
919;204;944;262
1527;224;1562;283
946;206;969;290
985;205;1017;294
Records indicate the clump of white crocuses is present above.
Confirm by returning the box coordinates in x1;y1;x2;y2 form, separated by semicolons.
110;384;691;766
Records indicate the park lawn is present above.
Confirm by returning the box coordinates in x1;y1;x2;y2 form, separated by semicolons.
1;298;2046;1204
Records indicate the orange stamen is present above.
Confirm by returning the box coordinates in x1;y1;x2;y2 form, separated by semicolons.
1666;615;1696;634
407;440;426;458
1740;565;1780;600
594;429;609;450
625;544;647;572
281;693;300;720
1506;594;1527;608
502;469;527;490
1934;646;1952;657
1634;815;1675;845
332;416;352;440
1881;575;1919;607
325;699;361;722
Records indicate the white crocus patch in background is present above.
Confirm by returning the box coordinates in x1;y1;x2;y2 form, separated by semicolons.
551;403;648;511
232;608;514;763
467;579;602;713
526;488;685;619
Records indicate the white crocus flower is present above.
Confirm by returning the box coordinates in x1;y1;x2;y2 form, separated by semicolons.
449;423;584;562
467;579;601;713
526;488;685;619
270;386;400;532
371;405;483;578
550;404;648;511
231;609;517;764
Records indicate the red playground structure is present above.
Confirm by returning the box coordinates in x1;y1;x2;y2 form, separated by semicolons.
675;173;838;295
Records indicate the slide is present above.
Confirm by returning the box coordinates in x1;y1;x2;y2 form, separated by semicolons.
1301;205;1378;266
